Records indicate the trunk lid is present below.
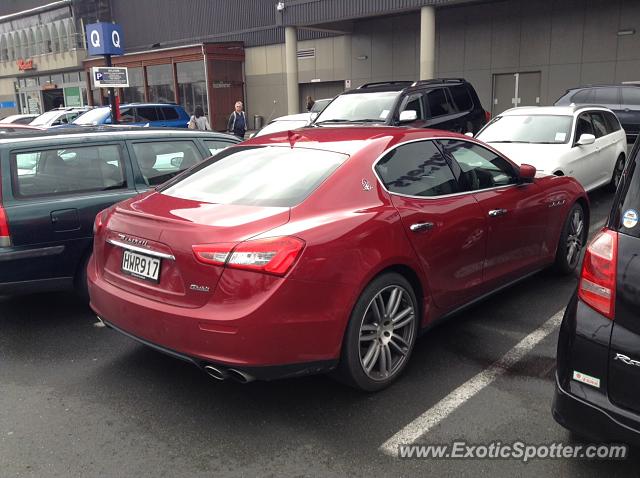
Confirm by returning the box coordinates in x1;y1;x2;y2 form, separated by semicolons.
99;191;290;308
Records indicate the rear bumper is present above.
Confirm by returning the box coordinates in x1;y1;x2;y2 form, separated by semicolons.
88;254;349;376
553;373;640;446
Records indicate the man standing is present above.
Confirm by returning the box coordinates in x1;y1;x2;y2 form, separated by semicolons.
227;101;246;139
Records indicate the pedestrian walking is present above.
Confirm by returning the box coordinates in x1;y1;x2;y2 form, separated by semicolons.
188;105;211;131
227;101;246;139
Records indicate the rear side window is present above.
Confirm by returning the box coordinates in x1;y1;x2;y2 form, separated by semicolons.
593;87;619;104
621;87;640;106
604;111;622;132
132;140;203;186
161;107;179;120
161;146;348;207
136;107;160;122
119;108;135;123
11;144;126;198
448;85;473;111
617;156;640;238
426;88;453;117
590;112;608;137
375;140;458;197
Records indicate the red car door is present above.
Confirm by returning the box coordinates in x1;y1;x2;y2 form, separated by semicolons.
439;139;549;288
375;139;487;312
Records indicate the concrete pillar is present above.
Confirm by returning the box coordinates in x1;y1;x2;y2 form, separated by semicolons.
419;6;436;80
284;26;299;114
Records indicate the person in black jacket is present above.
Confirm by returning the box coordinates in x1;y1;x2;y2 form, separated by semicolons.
227;101;246;139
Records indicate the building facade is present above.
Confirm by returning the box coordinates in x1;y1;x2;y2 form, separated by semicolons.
1;0;639;131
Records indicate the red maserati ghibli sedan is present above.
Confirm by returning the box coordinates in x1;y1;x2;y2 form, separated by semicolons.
88;127;589;391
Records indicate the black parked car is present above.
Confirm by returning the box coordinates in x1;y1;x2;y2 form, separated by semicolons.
555;85;640;141
553;135;640;445
312;78;489;134
0;127;238;298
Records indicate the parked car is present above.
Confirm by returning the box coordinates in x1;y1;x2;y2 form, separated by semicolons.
71;103;190;128
476;105;627;192
555;84;640;141
30;107;91;128
0;114;39;125
0;127;238;298
553;135;640;446
88;126;588;391
312;78;489;134
0;124;43;134
254;98;332;137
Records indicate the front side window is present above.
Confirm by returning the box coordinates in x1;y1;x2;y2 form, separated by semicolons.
440;140;518;191
590;112;608;138
572;89;593;103
575;113;595;140
161;146;348;207
12;144;126;197
375;140;458;197
426;88;453;117
132;141;203;186
400;94;425;120
594;87;619;105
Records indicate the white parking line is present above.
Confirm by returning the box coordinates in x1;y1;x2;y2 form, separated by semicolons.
379;309;564;457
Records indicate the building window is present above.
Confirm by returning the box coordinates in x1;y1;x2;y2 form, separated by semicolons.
177;60;207;116
121;67;145;103
146;64;175;104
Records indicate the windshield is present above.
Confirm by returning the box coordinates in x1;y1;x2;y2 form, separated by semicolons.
161;146;348;207
477;115;573;144
73;108;110;125
314;91;399;124
255;119;309;137
30;110;62;126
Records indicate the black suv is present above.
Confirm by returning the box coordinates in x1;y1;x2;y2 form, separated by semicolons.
0;127;238;298
313;78;489;134
555;85;640;141
553;135;640;445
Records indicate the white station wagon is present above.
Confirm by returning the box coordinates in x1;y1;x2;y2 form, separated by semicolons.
476;105;627;192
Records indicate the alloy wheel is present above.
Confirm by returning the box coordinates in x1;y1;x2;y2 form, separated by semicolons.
566;208;585;269
358;285;416;381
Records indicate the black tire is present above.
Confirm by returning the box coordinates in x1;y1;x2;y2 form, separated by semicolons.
607;154;625;193
75;252;91;305
335;272;419;391
555;203;586;275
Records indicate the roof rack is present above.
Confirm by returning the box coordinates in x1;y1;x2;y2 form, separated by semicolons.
357;81;414;89
411;78;465;87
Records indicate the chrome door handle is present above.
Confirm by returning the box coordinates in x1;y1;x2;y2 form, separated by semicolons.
488;209;508;217
410;222;434;232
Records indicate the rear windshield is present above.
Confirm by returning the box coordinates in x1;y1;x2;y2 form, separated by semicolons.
617;151;640;238
160;145;348;207
73;108;110;125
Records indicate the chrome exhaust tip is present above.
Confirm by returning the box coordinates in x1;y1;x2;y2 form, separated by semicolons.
227;368;255;384
203;365;227;381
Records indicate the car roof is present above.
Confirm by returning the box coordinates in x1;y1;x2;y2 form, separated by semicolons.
242;126;471;156
498;105;613;116
342;78;469;95
0;126;236;145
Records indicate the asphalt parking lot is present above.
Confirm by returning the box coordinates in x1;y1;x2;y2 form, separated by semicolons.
1;188;638;478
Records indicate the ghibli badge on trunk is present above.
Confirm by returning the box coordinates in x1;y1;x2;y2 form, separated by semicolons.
190;284;210;292
117;233;149;247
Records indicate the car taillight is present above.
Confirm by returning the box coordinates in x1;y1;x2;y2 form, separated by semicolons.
93;208;112;235
193;236;305;276
484;110;491;123
0;205;10;247
578;228;618;319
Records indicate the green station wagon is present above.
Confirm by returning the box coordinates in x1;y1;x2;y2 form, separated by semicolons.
0;127;239;298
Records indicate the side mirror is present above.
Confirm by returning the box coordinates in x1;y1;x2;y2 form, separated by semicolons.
399;110;418;123
576;133;595;146
464;132;474;137
519;164;536;181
